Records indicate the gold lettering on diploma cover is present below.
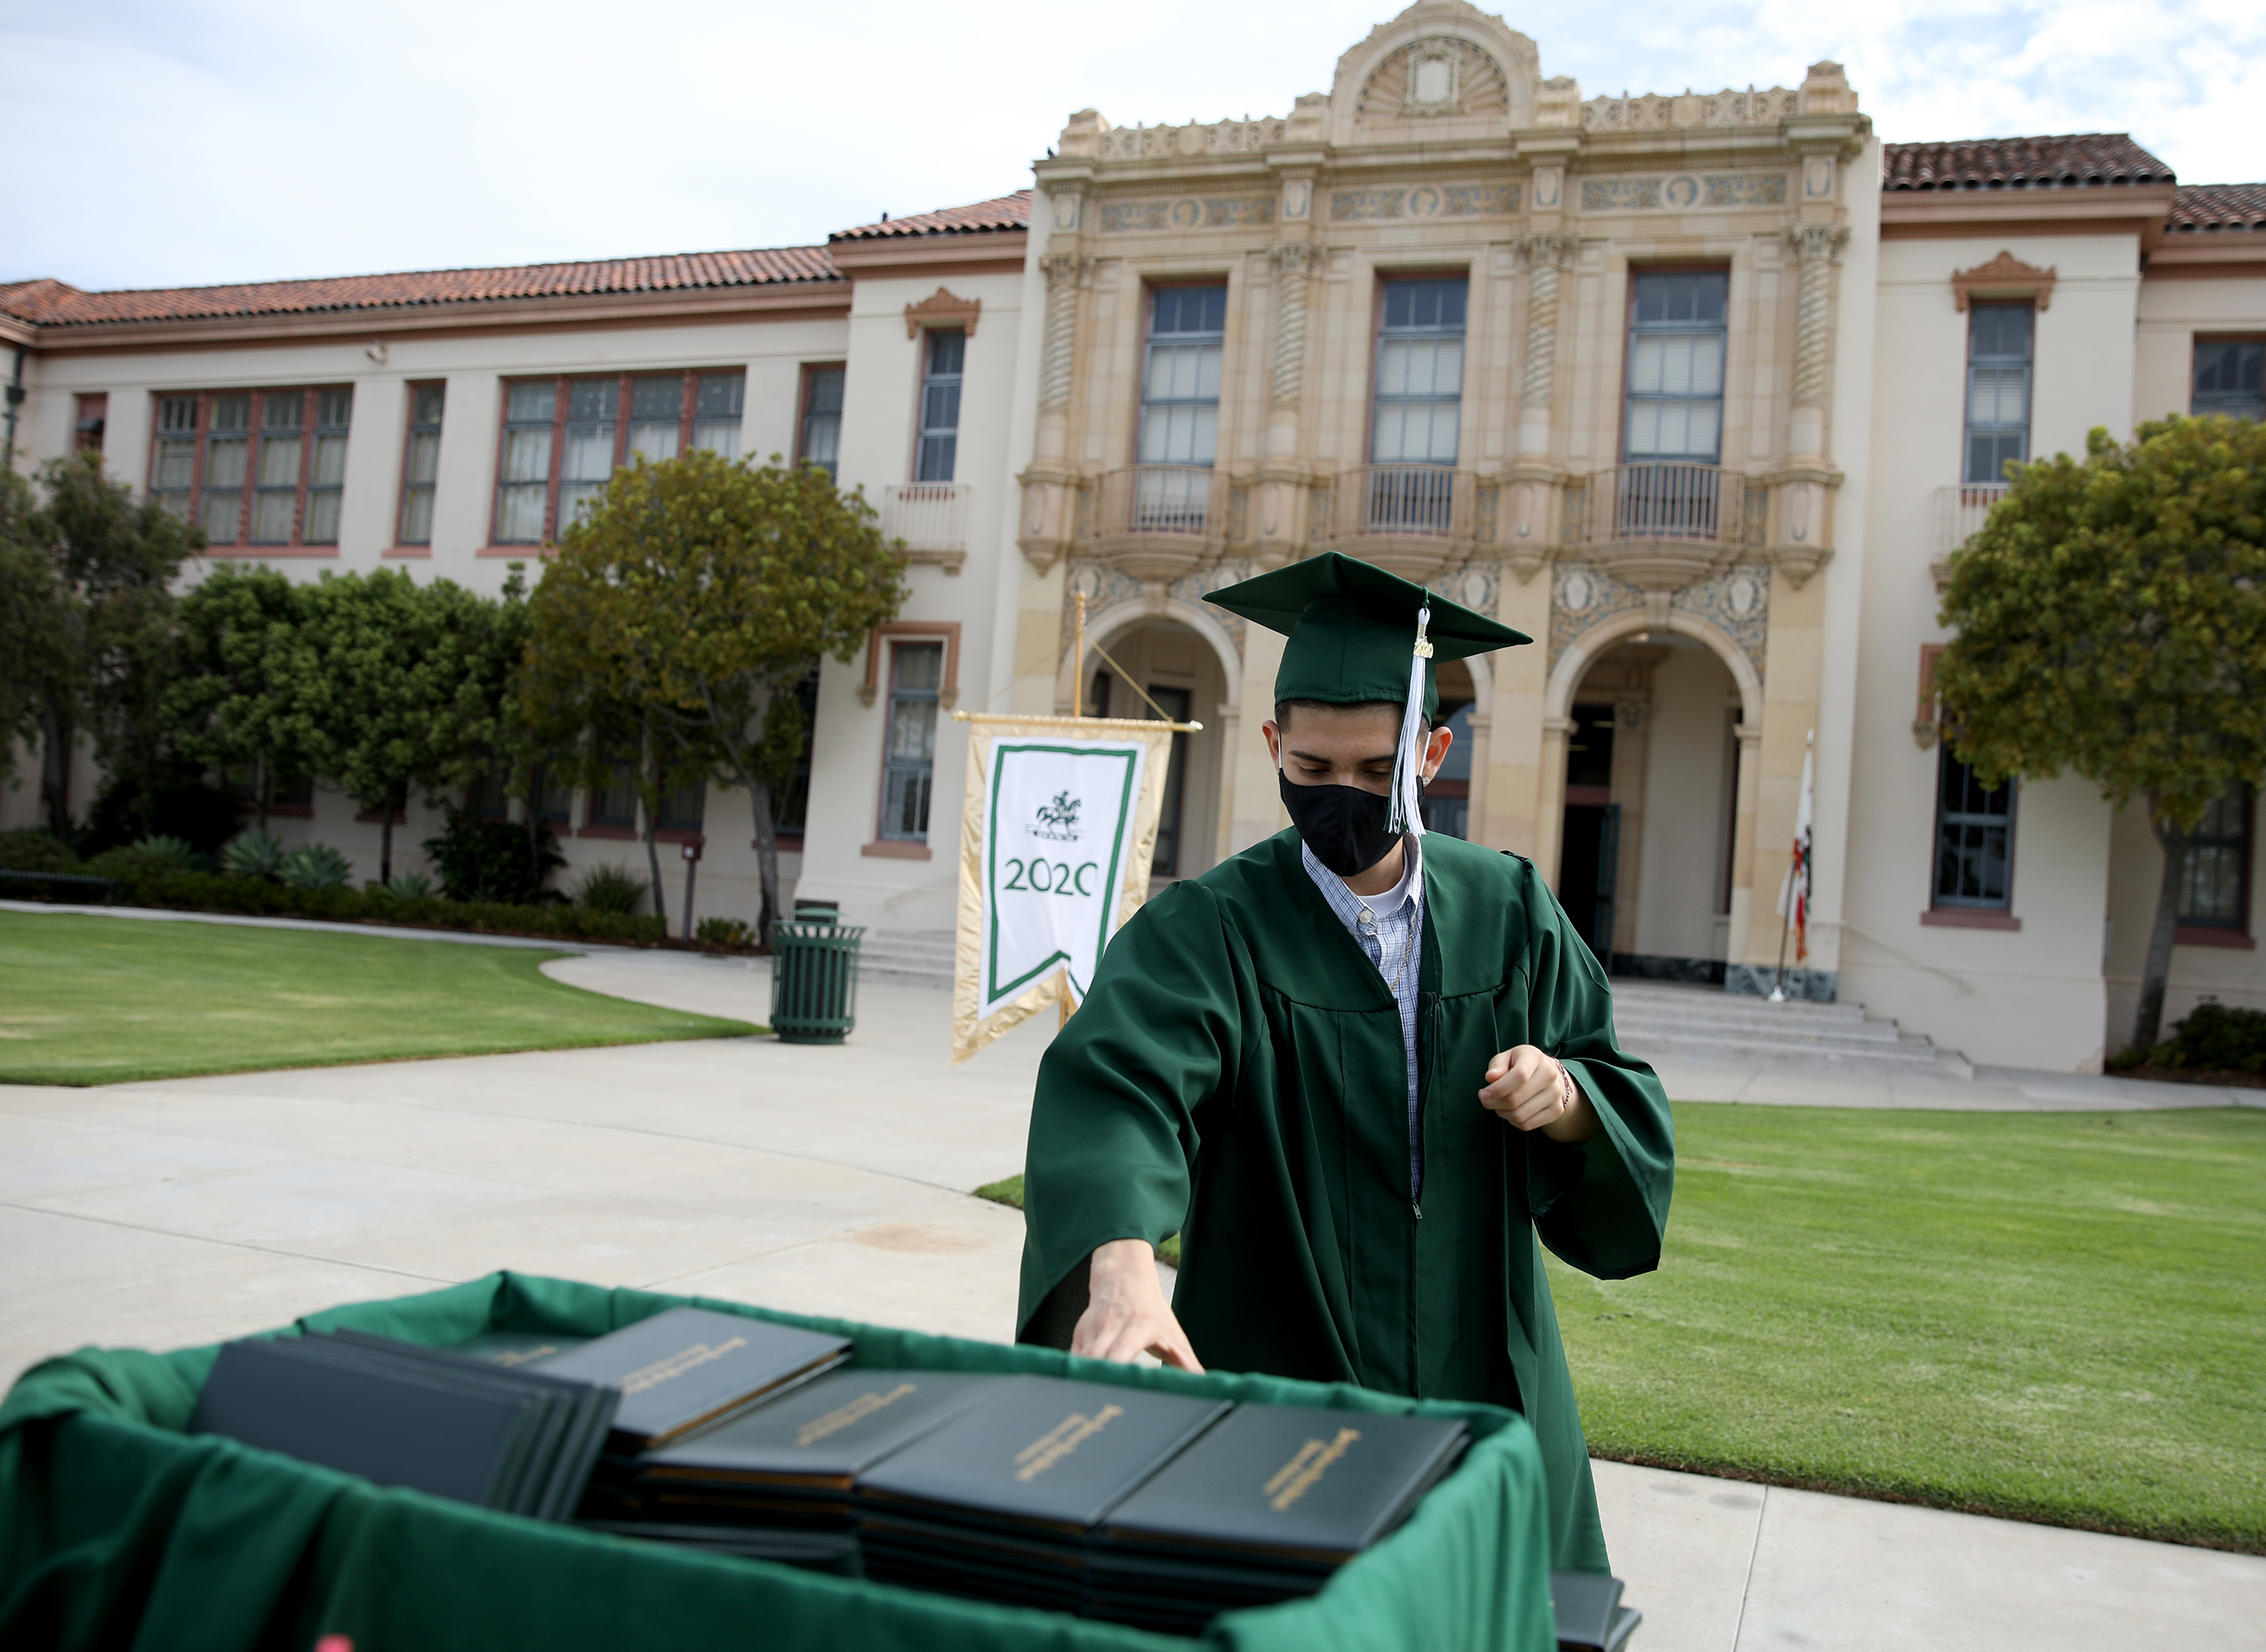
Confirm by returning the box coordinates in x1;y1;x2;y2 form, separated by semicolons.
796;1383;918;1447
621;1336;749;1396
1013;1405;1125;1482
1263;1428;1363;1512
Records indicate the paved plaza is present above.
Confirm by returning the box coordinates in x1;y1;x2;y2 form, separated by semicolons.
1;918;2259;1649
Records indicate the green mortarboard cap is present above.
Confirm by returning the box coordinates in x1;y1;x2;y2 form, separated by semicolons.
1202;551;1530;717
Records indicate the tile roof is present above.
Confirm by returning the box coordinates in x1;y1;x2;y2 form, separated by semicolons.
0;245;841;329
1882;134;2175;191
2166;184;2266;233
830;191;1032;242
0;193;1030;332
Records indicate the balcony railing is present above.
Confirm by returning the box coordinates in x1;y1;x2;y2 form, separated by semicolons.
1094;465;1225;539
1932;484;2007;567
881;482;970;553
1318;465;1477;542
1569;462;1749;548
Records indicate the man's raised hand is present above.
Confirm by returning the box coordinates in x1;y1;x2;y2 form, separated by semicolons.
1480;1045;1601;1144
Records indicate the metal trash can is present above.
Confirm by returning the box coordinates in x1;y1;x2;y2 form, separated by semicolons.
768;913;863;1045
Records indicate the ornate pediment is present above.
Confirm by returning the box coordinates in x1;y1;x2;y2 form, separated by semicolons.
903;287;980;338
1357;36;1509;123
1328;1;1539;137
1951;251;2056;312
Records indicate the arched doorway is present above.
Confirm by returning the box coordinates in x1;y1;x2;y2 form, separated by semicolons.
1557;630;1746;978
1076;616;1231;883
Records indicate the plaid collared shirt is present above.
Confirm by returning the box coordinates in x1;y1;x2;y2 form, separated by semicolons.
1300;835;1423;1199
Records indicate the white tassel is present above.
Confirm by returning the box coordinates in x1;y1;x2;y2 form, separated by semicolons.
1390;606;1432;837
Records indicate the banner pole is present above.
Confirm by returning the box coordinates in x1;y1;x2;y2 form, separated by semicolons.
1073;591;1087;719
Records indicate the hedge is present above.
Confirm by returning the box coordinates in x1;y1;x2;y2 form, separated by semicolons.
53;856;665;946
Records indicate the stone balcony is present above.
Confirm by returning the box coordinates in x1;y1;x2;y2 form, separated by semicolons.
1080;464;1231;580
1563;462;1764;590
1309;464;1484;581
880;483;971;575
1929;483;2007;588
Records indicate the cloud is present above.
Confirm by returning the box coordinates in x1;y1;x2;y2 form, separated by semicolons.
3;0;2255;292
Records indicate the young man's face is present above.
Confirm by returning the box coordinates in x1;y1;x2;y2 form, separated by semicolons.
1262;703;1453;793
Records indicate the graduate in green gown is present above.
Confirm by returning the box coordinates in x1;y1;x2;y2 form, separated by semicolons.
1014;553;1675;1573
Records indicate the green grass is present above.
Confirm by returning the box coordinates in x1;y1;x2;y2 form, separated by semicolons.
0;910;762;1085
1551;1103;2266;1552
981;1106;2266;1550
974;1174;1181;1266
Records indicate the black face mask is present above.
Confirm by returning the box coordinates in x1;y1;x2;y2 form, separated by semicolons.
1279;772;1403;878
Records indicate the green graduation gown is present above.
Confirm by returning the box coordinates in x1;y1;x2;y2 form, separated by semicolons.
1014;828;1675;1573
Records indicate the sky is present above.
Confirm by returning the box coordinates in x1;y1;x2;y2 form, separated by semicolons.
5;0;2261;293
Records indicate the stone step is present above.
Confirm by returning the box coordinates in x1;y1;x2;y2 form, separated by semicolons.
1604;980;1966;1077
856;929;955;986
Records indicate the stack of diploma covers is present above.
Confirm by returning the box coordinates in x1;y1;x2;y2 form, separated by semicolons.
190;1307;850;1527
193;1306;1638;1638
190;1329;619;1521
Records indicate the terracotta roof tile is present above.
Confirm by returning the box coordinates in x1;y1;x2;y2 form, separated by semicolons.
0;245;841;329
831;191;1032;242
2166;184;2266;233
1882;134;2175;191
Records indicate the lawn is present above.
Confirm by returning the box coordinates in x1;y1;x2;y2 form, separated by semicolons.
0;911;762;1085
1551;1103;2266;1552
979;1104;2266;1552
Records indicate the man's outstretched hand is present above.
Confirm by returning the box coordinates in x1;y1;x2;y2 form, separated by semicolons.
1070;1237;1205;1372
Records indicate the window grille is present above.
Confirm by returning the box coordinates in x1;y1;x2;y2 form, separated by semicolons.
880;642;943;841
398;384;445;545
2192;340;2264;423
1933;749;2014;909
917;331;965;483
800;367;845;478
2178;784;2251;930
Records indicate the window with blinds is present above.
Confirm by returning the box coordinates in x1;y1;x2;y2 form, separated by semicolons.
2192;339;2264;423
1965;304;2032;485
398;384;445;545
493;369;748;543
148;387;351;549
1372;276;1467;466
1140;286;1226;467
917;330;965;483
1623;271;1727;462
799;366;845;479
880;641;943;842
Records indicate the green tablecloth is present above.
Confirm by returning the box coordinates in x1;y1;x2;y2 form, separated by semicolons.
0;1272;1554;1652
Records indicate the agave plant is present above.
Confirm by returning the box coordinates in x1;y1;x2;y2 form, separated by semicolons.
131;834;200;869
571;863;648;915
220;829;287;880
372;870;438;901
278;843;354;891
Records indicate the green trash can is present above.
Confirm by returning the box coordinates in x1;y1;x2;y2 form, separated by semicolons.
768;915;863;1044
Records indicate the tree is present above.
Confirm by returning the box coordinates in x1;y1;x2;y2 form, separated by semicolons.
1935;415;2266;1052
520;450;904;935
278;570;515;884
3;453;200;838
0;468;60;794
167;564;309;832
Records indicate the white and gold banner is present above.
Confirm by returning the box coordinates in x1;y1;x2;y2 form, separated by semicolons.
950;713;1182;1064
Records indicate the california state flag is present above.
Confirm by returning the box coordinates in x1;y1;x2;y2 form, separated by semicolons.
1776;746;1815;964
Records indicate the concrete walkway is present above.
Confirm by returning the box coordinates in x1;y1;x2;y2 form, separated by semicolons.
0;928;2258;1647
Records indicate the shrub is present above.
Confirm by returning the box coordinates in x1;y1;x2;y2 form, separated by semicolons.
131;835;200;869
421;804;565;906
64;859;665;946
2159;999;2266;1075
694;916;753;952
81;777;245;858
220;829;287;881
372;870;438;901
279;844;354;890
0;830;79;874
573;863;648;915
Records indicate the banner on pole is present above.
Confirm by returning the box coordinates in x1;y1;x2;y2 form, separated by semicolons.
951;713;1181;1064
